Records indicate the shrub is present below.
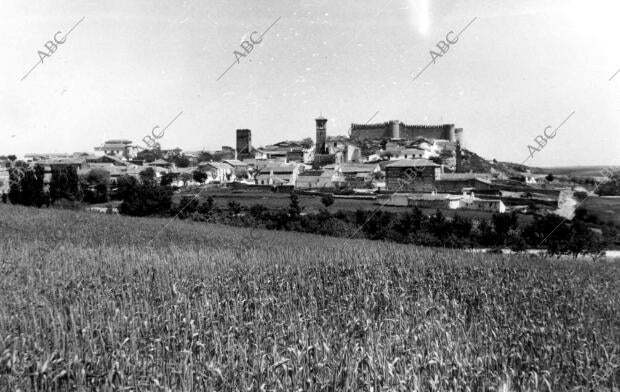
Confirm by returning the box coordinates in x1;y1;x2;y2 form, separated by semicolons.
321;194;335;208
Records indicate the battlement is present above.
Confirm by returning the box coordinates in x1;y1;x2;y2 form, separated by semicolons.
350;121;459;142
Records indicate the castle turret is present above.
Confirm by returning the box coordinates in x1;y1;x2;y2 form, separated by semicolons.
315;116;327;154
446;124;456;142
389;120;400;139
455;128;464;144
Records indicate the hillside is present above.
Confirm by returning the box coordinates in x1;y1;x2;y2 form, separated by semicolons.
458;149;529;177
0;205;618;390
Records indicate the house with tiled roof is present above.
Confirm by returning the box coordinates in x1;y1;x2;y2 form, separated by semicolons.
94;140;133;159
385;159;441;192
322;163;381;188
435;172;495;193
198;161;234;183
255;163;304;186
148;159;173;169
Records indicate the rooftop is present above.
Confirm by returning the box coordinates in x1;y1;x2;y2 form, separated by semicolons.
223;159;247;167
324;163;379;173
408;194;462;201
258;164;299;174
386;159;439;168
439;173;493;181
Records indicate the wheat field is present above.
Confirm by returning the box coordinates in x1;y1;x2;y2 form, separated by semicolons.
0;204;619;391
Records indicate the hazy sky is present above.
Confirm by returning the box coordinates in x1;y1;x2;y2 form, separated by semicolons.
1;0;619;167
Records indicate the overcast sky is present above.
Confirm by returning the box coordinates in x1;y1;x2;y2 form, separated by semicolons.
1;0;619;167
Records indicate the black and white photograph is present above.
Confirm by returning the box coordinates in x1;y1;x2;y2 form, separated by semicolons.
1;0;619;390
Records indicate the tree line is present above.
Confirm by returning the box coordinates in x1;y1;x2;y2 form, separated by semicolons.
4;164;616;258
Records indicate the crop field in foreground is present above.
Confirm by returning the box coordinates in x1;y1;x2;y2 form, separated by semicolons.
0;204;619;391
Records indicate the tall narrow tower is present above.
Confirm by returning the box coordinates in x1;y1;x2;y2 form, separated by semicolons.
236;129;252;157
315;116;327;154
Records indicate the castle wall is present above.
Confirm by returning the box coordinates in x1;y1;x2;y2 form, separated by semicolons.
351;122;457;141
351;125;390;140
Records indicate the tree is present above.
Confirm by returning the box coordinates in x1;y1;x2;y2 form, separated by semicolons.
300;137;313;149
288;194;301;218
49;165;81;203
136;148;163;163
249;203;267;218
84;168;110;203
492;212;519;245
523;214;571;257
119;176;173;216
114;175;138;200
8;166;45;207
596;175;620;196
321;194;335;208
546;173;555;182
228;200;242;215
172;155;190;168
160;172;178;186
139;167;157;184
192;170;208;184
179;172;192;186
197;196;215;216
197;151;214;163
428;209;449;242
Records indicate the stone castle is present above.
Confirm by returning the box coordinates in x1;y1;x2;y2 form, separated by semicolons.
349;120;463;143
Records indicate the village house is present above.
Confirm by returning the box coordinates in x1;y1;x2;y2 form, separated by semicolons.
81;164;145;184
148;159;173;169
379;193;462;208
198;161;234;183
408;193;463;209
396;148;426;160
385;159;441;192
256;163;304;186
253;148;288;162
222;159;249;177
36;157;87;170
167;167;199;187
378;191;506;213
295;169;346;189
435;173;495;193
94;140;134;159
24;153;73;162
462;197;507;213
323;163;381;188
86;155;128;168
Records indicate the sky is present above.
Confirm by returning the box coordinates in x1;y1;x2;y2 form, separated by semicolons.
1;0;619;167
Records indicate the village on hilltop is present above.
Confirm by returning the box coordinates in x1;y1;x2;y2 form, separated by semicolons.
0;116;582;216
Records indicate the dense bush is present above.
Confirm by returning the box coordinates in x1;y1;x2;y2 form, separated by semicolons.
596;175;620;196
50;165;81;203
118;174;173;217
160;194;616;257
8;166;46;207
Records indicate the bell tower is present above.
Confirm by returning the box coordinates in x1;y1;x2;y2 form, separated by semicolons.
315;116;327;154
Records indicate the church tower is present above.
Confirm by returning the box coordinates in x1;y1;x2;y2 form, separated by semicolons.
315;116;327;154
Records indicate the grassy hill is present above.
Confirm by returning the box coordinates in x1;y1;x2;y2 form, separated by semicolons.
0;205;618;390
459;149;530;177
